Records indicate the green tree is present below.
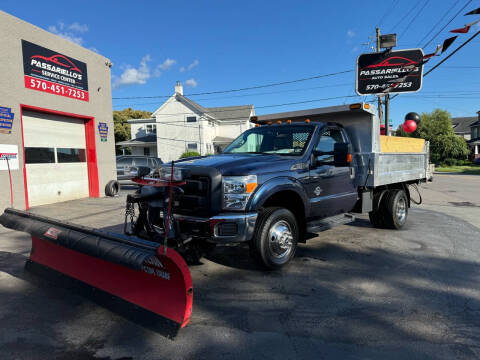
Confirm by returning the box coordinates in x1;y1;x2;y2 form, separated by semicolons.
113;108;152;154
180;151;201;159
395;109;469;164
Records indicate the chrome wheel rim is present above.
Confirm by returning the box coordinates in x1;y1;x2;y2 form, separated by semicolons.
396;197;407;223
268;220;293;258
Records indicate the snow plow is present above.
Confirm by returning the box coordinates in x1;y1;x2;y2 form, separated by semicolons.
0;163;195;334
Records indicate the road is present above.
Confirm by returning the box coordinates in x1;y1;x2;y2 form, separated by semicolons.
0;174;479;360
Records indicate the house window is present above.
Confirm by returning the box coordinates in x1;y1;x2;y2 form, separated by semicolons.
186;116;197;123
187;143;198;151
473;127;479;139
146;124;156;134
144;147;150;156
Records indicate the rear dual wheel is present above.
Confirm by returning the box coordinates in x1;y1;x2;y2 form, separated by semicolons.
369;189;408;229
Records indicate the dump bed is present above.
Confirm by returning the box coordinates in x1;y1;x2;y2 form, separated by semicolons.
252;103;428;188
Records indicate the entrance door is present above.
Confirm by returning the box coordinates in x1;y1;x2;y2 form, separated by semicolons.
23;110;89;206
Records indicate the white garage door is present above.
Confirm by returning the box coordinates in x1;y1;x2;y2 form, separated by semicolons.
23;111;89;207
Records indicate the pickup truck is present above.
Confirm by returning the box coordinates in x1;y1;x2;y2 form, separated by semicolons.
153;103;428;269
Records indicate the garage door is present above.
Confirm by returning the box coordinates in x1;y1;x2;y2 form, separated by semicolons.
23;110;89;206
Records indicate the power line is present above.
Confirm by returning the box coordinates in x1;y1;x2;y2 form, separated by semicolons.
114;94;363;125
423;0;473;49
390;1;423;33
399;0;431;38
416;0;461;47
112;82;353;108
112;69;354;100
377;0;399;28
424;30;480;76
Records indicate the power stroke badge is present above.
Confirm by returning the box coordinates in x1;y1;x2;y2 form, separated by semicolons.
22;40;89;101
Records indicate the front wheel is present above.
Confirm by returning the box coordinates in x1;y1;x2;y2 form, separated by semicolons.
251;207;298;270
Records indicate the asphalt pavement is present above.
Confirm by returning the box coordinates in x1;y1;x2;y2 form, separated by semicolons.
0;174;479;360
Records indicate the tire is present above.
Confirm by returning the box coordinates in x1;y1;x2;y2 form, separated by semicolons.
369;191;387;228
383;189;408;229
105;180;119;197
251;207;298;270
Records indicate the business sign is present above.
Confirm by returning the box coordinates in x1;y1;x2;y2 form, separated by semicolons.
22;40;89;101
98;122;108;142
0;107;14;134
356;49;424;95
0;144;19;170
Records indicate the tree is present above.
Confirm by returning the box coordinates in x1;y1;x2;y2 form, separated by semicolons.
180;151;201;159
113;108;152;154
395;109;469;164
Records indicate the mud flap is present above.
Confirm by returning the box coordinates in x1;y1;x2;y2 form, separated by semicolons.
0;208;193;332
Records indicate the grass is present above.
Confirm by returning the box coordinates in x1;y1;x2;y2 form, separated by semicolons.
436;165;480;175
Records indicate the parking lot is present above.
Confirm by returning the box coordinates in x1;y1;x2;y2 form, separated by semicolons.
1;174;479;360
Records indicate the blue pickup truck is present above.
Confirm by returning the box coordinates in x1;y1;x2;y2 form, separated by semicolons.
143;103;428;269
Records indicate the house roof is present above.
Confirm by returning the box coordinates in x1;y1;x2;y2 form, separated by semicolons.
205;105;254;121
117;134;156;146
212;136;234;143
153;93;253;122
471;119;480;127
451;117;477;134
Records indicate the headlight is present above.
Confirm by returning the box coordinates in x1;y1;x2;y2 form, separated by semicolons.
222;175;257;210
157;166;185;181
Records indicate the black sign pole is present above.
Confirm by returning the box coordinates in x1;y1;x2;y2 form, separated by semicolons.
376;28;384;133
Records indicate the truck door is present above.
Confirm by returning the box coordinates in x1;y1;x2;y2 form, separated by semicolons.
307;127;357;219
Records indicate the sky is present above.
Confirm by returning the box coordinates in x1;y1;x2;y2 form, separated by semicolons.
2;0;480;128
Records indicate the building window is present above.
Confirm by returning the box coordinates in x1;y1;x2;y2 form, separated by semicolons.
57;148;86;163
144;147;150;156
146;124;156;134
25;147;55;164
187;143;198;151
186;116;197;123
473;127;479;139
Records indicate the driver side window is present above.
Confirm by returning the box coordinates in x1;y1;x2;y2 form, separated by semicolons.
315;128;344;162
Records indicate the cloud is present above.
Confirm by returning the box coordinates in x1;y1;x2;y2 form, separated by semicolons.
68;22;88;33
48;21;89;45
347;30;355;38
154;58;176;77
113;55;151;88
180;59;199;72
185;78;198;87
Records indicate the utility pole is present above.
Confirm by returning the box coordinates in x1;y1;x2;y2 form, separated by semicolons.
376;27;391;136
375;27;383;129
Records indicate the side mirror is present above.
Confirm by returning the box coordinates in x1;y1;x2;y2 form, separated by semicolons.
333;143;353;167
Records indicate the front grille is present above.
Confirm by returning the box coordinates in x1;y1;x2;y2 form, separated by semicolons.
176;175;211;216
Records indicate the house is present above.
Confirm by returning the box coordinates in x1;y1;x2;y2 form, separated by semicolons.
452;113;480;160
467;112;480;160
118;81;254;161
451;116;477;140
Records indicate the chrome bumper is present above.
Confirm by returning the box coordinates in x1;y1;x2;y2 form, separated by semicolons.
174;212;258;243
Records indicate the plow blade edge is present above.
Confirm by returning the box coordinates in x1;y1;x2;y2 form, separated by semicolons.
0;208;193;331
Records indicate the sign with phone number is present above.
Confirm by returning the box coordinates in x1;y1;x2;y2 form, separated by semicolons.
24;76;89;101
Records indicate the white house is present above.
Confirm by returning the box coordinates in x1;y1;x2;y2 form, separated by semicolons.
119;82;255;161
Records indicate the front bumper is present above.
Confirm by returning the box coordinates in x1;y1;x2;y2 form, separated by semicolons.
175;212;258;243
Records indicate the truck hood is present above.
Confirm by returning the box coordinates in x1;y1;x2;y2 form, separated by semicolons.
175;154;298;176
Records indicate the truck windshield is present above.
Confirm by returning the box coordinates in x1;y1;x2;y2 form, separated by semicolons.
224;125;314;155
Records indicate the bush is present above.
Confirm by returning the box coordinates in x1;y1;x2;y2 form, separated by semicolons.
179;151;201;159
443;158;457;166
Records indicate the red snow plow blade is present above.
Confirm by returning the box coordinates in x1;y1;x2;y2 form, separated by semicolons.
0;208;193;333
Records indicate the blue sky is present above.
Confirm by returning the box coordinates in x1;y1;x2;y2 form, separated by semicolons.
3;0;480;128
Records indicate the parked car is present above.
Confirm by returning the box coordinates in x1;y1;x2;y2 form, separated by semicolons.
474;157;480;165
116;155;162;184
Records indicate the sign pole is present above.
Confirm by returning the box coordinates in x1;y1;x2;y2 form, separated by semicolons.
375;28;383;128
385;94;390;136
